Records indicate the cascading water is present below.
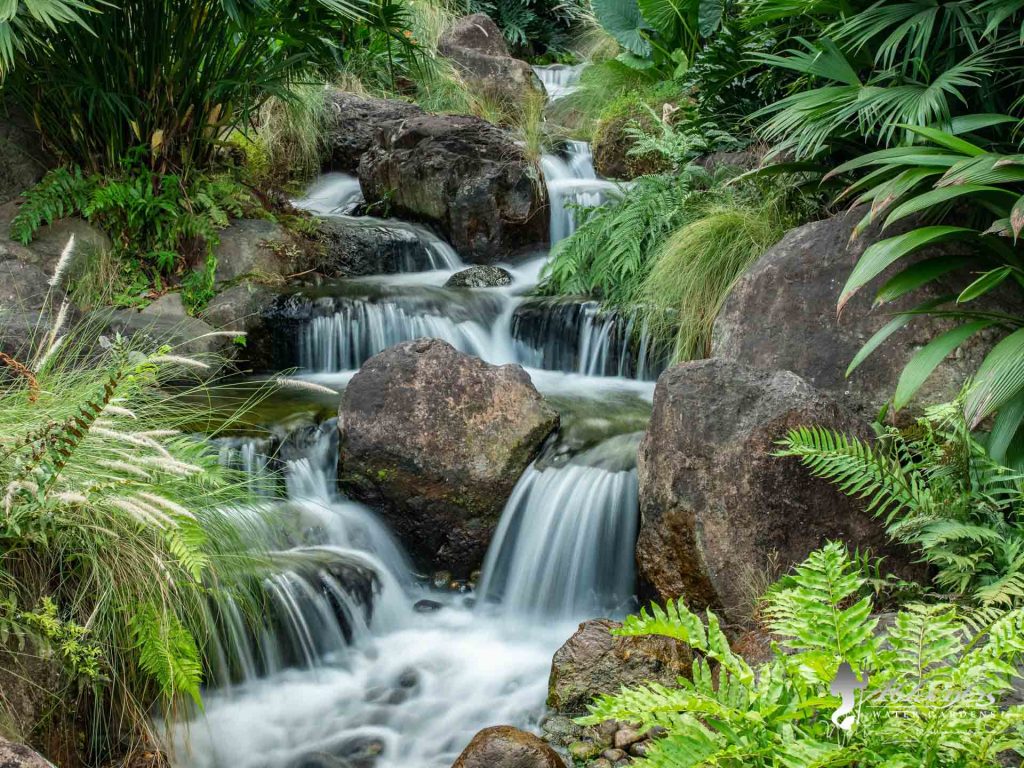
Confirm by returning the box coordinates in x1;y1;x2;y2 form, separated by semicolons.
532;64;585;100
176;110;654;768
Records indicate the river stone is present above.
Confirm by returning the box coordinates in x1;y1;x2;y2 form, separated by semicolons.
0;738;52;767
316;217;447;276
323;90;421;173
637;359;918;626
438;14;544;107
547;618;692;716
445;265;513;288
712;208;1006;416
338;338;559;574
0;203;110;277
451;726;566;768
358;113;547;263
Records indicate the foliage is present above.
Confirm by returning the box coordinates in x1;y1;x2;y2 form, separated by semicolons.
465;0;587;57
0;321;270;759
825;118;1024;446
1;0;408;175
0;0;99;77
624;104;745;172
10;163;259;312
639;191;790;360
779;401;1024;607
240;83;331;189
581;542;1024;767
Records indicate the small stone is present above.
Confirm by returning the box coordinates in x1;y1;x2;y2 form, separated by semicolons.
397;669;418;688
646;726;668;740
588;760;613;768
614;760;631;768
141;292;186;317
414;599;443;613
432;570;452;589
445;264;513;288
613;728;643;750
628;741;650;758
569;740;602;760
602;748;626;761
582;720;619;747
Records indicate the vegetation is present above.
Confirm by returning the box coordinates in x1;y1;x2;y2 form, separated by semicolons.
581;542;1024;767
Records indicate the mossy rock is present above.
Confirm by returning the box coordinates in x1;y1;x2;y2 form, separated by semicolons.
591;93;672;180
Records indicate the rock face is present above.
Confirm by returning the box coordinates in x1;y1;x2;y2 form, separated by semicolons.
338;339;559;574
316;217;449;277
712;209;1002;415
438;14;544;106
214;219;300;282
548;618;692;716
324;90;421;173
0;738;52;768
358;114;547;263
0;203;110;276
452;726;565;768
98;309;233;359
637;359;917;626
0;258;74;360
0;109;52;204
445;264;513;288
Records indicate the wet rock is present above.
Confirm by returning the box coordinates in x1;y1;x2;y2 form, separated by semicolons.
547;618;692;716
0;738;51;768
452;726;566;768
438;14;544;107
432;571;453;589
637;359;920;626
323;90;421;173
339;339;558;575
214;219;302;282
0;109;53;204
414;599;443;613
201;282;276;333
358;114;547;263
712;208;1011;416
316;217;447;277
445;265;513;288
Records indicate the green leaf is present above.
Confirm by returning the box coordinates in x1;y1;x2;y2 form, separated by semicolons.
875;255;973;304
592;0;652;57
894;320;994;409
884;185;1016;227
989;390;1024;465
847;297;952;376
1011;194;1024;238
948;114;1019;136
697;0;723;36
958;267;1014;303
840;227;977;312
902;124;987;157
966;327;1024;428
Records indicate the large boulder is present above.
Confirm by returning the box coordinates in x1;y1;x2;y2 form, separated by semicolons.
0;108;53;204
358;113;547;263
97;309;233;360
338;339;559;574
637;359;918;626
438;14;544;107
712;209;1004;416
0;202;110;277
0;258;77;360
452;726;565;768
0;738;52;768
315;216;453;276
213;219;303;283
548;618;692;716
323;90;421;173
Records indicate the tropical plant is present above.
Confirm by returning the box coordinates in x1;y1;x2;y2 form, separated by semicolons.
581;542;1024;767
779;400;1024;606
0;323;271;759
1;0;411;175
465;0;587;57
825;117;1024;451
0;0;100;77
10;163;260;312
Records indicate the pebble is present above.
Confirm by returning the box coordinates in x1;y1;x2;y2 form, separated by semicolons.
432;570;451;589
602;748;627;761
569;740;602;760
613;727;643;749
413;599;443;613
629;740;650;758
587;760;613;768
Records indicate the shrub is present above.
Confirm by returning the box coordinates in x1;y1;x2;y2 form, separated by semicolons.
581;542;1024;767
779;401;1024;607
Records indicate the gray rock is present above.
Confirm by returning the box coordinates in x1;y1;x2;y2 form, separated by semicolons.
547;618;692;716
637;359;921;626
323;90;421;173
712;208;1009;416
0;202;110;277
141;292;186;318
0;108;53;204
214;219;297;282
315;216;447;276
200;282;275;332
338;339;558;574
0;738;52;767
445;264;513;288
438;14;544;107
0;258;50;310
451;726;566;768
0;258;79;361
97;309;232;360
358;113;547;263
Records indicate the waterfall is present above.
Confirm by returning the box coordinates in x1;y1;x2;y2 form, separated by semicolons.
478;433;641;619
294;172;364;215
532;64;585;100
541;142;623;245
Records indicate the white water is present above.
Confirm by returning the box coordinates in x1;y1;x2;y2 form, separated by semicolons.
533;64;586;100
294;172;364;215
175;137;651;768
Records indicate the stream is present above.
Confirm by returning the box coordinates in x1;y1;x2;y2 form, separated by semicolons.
171;66;655;768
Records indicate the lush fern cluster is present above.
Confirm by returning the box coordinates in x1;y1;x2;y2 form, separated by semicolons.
465;0;585;57
0;328;269;758
11;163;258;311
581;543;1024;767
779;402;1024;608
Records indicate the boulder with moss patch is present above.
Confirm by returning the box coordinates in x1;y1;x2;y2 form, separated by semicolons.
338;339;559;574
